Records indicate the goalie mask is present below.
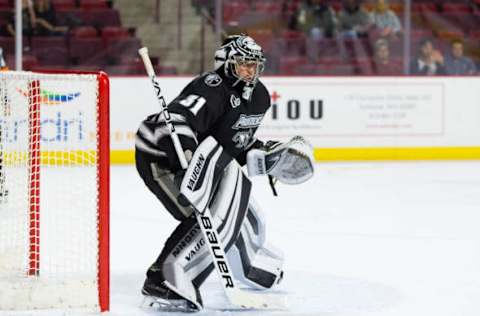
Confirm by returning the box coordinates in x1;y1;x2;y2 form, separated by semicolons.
214;35;266;100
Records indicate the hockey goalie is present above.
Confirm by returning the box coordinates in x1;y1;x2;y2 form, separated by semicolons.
135;34;315;312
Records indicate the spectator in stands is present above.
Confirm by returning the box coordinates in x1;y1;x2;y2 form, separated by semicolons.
33;0;68;36
294;0;337;39
410;38;446;75
370;0;401;39
6;0;36;37
444;39;476;75
337;0;373;38
372;38;401;75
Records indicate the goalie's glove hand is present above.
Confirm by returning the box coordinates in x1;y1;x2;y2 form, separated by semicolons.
246;136;314;185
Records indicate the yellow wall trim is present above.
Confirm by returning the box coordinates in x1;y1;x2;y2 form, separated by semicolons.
110;147;480;164
314;147;480;161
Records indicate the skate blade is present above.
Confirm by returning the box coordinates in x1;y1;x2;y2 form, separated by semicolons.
141;295;198;313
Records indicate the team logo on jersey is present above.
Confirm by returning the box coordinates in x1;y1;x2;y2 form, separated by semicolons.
232;129;254;149
232;114;264;129
230;94;241;108
204;73;222;87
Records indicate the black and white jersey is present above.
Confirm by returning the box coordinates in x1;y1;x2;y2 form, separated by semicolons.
135;71;271;171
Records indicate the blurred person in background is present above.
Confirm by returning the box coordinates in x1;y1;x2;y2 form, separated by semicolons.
337;0;373;38
372;38;401;75
6;0;36;37
294;0;337;39
370;0;401;39
6;0;67;37
33;0;68;36
410;38;445;75
444;39;476;75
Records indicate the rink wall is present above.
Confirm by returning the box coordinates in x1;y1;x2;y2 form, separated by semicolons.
109;76;480;163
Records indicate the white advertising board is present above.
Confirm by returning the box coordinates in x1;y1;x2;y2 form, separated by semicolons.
109;76;480;161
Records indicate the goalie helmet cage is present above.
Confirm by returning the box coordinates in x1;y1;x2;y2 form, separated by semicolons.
0;70;109;312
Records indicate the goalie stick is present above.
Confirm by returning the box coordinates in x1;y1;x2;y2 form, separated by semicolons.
138;47;286;310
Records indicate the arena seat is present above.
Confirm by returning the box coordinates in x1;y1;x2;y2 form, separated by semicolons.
70;26;98;37
104;37;142;64
52;0;76;10
296;63;326;75
323;64;356;76
0;36;14;54
79;0;108;9
69;37;106;65
0;0;10;9
6;54;38;70
31;36;69;66
82;8;121;28
100;26;130;39
442;3;471;13
278;56;308;75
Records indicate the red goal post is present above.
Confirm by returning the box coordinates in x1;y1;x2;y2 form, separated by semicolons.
0;70;109;312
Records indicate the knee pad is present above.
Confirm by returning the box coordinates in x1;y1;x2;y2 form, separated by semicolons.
151;161;251;302
228;200;285;290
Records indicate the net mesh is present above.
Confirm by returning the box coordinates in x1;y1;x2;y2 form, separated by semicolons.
0;71;103;311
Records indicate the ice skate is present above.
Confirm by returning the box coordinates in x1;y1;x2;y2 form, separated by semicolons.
141;279;201;312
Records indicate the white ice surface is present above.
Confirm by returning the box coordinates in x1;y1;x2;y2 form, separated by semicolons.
2;161;480;316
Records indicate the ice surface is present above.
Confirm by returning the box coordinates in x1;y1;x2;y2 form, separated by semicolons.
2;161;480;316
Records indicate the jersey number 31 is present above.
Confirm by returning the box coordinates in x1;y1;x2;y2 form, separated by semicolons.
179;94;206;116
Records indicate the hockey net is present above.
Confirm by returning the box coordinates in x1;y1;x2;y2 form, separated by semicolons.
0;71;109;312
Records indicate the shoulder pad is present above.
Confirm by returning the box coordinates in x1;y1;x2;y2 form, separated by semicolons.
203;72;223;87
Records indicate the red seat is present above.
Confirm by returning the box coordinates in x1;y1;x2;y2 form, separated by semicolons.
412;3;437;12
105;64;141;75
423;12;464;33
323;64;356;76
104;37;142;64
353;58;374;75
317;56;344;65
296;63;326;75
69;37;106;65
442;3;471;13
56;8;83;26
278;56;308;75
437;30;464;41
306;38;341;60
52;0;76;10
5;54;38;70
223;1;249;23
248;29;273;51
70;26;98;38
254;2;281;13
276;30;306;56
411;28;433;40
0;0;10;9
0;8;12;24
470;30;480;39
284;0;300;14
0;36;14;55
79;0;108;9
373;59;403;75
101;26;130;39
31;36;68;66
82;8;121;27
155;65;178;75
